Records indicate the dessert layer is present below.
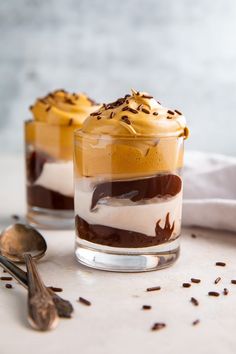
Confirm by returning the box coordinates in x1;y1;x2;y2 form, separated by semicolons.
91;174;182;209
75;185;182;237
27;185;74;210
76;213;177;248
35;161;73;197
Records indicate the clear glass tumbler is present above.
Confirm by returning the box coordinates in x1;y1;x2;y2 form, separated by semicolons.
25;121;75;229
74;131;185;272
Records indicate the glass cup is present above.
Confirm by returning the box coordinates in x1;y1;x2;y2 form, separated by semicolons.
25;120;75;229
74;131;185;272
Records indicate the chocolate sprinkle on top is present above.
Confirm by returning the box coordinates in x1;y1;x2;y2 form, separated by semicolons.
142;108;150;114
78;297;91;306
68;118;73;126
142;94;153;99
122;106;129;111
137;104;142;111
208;291;220;297
231;280;236;284
45;106;51;112
192;319;200;326
97;116;102;120
49;286;63;293
175;109;182;115
167;116;172;120
153;112;159;116
167;110;175;115
146;286;161;292
109;112;115;119
127;107;138;114
90;111;101;116
121;116;131;125
190;297;199;306
191;278;201;284
151;323;166;331
215;262;226;267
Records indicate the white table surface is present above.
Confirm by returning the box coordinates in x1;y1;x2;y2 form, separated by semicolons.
0;155;236;354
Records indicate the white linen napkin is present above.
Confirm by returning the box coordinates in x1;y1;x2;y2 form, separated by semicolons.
183;151;236;232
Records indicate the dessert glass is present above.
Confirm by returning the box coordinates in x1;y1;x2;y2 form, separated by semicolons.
25;90;100;229
74;90;189;271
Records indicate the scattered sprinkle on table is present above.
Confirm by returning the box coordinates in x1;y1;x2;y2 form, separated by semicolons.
0;276;13;281
146;286;161;292
190;297;199;306
78;297;91;306
215;262;226;267
231;280;236;284
142;305;152;310
5;284;12;289
49;286;63;293
191;278;201;284
208;291;220;297
11;214;20;220
223;288;229;295
214;277;221;284
151;323;166;331
192;319;200;326
183;283;191;288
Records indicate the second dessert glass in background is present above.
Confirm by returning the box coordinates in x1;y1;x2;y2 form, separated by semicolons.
25;89;100;229
74;89;189;272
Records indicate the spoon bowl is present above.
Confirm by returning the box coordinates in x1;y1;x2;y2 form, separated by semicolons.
0;223;47;262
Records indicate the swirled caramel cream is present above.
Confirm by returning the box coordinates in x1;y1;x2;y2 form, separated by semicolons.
26;89;100;160
75;90;189;177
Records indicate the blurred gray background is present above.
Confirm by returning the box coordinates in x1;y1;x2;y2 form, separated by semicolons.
0;0;236;155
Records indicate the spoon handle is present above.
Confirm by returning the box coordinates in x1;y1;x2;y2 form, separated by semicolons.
0;255;73;318
24;254;59;331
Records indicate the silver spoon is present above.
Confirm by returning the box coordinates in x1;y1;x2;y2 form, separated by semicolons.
0;254;73;318
0;223;58;331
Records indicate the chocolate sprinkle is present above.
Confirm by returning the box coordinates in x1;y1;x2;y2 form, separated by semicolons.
11;214;20;220
5;284;12;289
223;288;229;295
183;283;191;288
151;323;166;331
0;276;13;281
153;112;159;116
167;110;175;115
231;280;236;284
191;233;197;238
122;106;129;111
192;319;200;326
142;305;152;310
141;108;150;114
121;116;131;125
190;297;199;306
97;116;102;120
109;112;114;119
90;111;101;116
146;286;161;292
175;109;182;115
214;277;221;284
45;106;51;112
137;104;142;110
127;107;138;114
142;94;153;99
215;262;226;267
78;297;91;306
68;118;73;126
49;286;63;293
167;116;172;119
208;291;220;297
191;278;201;284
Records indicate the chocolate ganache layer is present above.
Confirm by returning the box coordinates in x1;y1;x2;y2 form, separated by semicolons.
75;213;175;248
91;174;182;210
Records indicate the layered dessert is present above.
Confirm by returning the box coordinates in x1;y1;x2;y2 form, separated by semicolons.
25;89;100;227
74;89;189;252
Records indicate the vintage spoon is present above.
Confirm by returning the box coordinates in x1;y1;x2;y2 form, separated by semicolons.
0;223;58;331
0;254;73;318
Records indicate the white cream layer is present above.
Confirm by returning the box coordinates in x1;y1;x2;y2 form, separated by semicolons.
75;186;182;237
35;161;73;197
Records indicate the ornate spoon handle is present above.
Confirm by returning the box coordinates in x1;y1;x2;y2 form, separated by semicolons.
24;254;59;331
0;255;73;318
